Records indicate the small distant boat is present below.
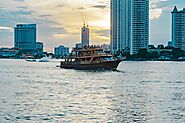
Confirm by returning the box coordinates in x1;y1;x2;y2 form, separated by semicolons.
60;46;123;70
25;56;37;62
26;59;37;62
39;56;50;62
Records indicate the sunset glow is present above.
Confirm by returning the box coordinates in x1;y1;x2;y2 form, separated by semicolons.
0;0;184;51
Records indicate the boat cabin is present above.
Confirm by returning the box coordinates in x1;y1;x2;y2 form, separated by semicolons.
65;46;113;64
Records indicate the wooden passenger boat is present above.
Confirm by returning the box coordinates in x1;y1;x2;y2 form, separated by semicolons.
60;46;122;70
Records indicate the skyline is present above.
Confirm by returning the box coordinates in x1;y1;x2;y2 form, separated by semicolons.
0;0;185;52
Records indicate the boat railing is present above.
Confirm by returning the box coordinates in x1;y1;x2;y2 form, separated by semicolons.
79;61;91;64
78;53;111;57
91;60;101;64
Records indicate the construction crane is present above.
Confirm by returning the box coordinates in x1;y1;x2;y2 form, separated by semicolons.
81;11;88;27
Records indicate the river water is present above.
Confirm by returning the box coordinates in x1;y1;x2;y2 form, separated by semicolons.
0;59;185;123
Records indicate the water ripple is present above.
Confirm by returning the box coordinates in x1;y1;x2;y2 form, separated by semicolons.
0;60;185;122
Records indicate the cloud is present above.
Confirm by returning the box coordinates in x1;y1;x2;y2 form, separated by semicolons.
14;0;26;2
0;26;12;30
150;8;163;20
14;10;33;15
16;6;28;9
151;0;184;9
77;7;86;10
93;29;109;37
56;4;65;8
0;26;12;31
38;14;52;18
92;5;107;9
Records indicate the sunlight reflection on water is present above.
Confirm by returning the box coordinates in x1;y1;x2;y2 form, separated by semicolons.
0;60;185;122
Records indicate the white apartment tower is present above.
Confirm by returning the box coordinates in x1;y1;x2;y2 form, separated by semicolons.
111;0;149;54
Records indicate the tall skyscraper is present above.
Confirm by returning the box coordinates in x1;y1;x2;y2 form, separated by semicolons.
111;0;149;54
81;24;89;47
172;7;185;50
14;24;36;50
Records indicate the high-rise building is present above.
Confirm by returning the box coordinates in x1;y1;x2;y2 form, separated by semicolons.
111;0;149;54
36;42;44;53
172;7;185;50
81;24;89;47
54;45;69;58
14;24;37;50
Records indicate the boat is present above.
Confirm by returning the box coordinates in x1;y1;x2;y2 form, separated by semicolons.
26;59;37;62
60;46;123;70
25;56;37;62
39;55;50;62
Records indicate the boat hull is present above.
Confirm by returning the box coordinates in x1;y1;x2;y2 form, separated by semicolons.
60;60;122;70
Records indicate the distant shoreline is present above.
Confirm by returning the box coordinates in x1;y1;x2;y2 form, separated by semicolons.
0;58;185;62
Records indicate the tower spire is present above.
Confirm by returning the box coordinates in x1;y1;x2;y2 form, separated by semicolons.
172;6;178;13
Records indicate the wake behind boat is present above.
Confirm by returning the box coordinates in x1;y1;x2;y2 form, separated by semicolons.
25;55;50;62
38;55;50;62
60;46;123;70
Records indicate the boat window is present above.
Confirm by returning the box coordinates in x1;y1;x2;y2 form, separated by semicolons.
102;57;113;61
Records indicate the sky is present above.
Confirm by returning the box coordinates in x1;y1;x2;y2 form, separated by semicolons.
0;0;185;52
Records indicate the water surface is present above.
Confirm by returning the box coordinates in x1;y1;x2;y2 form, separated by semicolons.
0;59;185;122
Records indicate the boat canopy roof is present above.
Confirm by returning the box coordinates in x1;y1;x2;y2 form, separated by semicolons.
73;48;103;52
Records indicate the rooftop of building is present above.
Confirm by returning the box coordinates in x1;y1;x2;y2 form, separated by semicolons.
0;47;20;51
55;45;69;49
172;6;185;13
15;24;36;28
37;42;43;45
